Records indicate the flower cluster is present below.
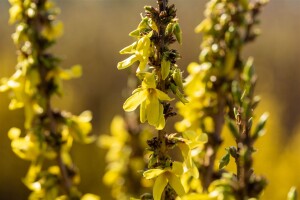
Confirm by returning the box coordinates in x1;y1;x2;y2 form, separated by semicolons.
1;0;98;199
99;115;153;200
117;1;198;199
118;3;186;130
176;0;269;198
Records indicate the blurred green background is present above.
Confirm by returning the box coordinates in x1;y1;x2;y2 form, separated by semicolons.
0;0;299;199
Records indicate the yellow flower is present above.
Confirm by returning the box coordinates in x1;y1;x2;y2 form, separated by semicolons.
143;162;186;200
117;32;152;72
169;131;207;179
123;73;172;130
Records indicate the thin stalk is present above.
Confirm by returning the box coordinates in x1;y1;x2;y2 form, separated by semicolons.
32;0;79;197
200;92;225;191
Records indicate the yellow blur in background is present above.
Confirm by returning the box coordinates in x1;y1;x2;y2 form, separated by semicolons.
0;0;299;199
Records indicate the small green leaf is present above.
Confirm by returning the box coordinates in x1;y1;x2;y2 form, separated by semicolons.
252;112;269;140
219;151;230;170
287;186;298;200
172;68;183;89
233;107;239;120
239;0;249;10
252;96;261;109
242;57;254;82
223;50;236;75
228;146;237;158
173;23;182;44
161;57;171;80
226;117;240;139
248;117;253;131
170;83;188;104
165;22;174;35
232;81;241;103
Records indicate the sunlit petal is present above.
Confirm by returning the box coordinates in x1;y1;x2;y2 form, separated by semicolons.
117;55;138;70
143;169;165;179
153;174;168;200
167;172;185;197
123;90;147;112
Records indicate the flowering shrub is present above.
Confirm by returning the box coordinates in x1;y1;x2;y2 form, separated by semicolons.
1;0;298;200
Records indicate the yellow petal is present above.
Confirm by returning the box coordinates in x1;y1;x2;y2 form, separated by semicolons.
138;60;148;71
129;29;140;37
183;130;197;141
117;55;138;70
81;194;101;200
9;5;22;24
223;50;236;75
9;99;24;110
110;115;128;141
103;170;119;185
98;135;113;149
146;94;160;127
123;90;147;112
156;103;165;130
143;168;165;179
136;35;151;53
195;18;212;33
153;174;168;200
132;87;143;94
58;65;82;80
167;172;185;197
79;110;92;122
120;41;137;54
156;89;172;101
142;73;156;89
41;21;64;40
178;143;192;169
191;164;199;179
8;127;21;140
172;161;184;175
140;100;147;123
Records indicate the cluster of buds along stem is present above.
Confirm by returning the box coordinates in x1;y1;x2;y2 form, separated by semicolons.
117;1;207;200
175;0;269;199
1;0;99;199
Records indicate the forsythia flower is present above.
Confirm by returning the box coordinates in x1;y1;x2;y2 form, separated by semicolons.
143;162;185;200
117;32;152;72
123;73;172;130
173;131;208;178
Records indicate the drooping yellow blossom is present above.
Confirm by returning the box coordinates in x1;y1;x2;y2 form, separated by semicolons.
143;161;186;200
117;31;152;72
173;131;208;178
123;73;172;130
